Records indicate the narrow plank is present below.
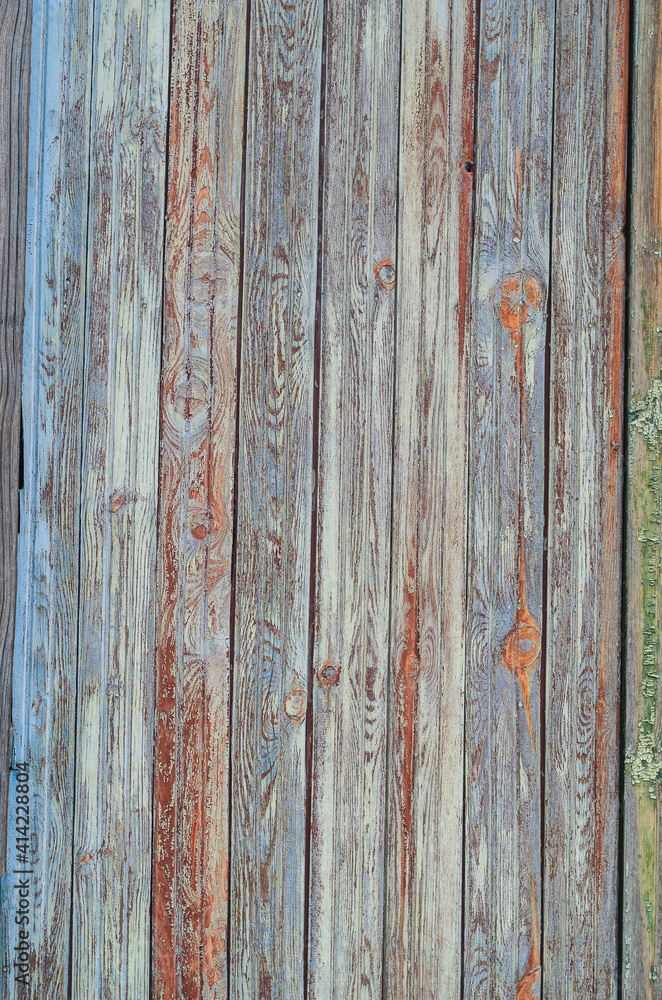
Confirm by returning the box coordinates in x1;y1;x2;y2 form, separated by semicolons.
230;0;323;994
69;0;169;995
544;0;628;995
153;0;246;995
464;0;554;995
623;2;662;995
383;0;475;997
307;0;399;995
624;0;662;989
0;0;93;993
0;0;31;874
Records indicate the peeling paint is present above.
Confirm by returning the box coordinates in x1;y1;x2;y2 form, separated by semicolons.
630;377;662;450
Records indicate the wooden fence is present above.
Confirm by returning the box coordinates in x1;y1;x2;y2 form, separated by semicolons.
0;0;658;996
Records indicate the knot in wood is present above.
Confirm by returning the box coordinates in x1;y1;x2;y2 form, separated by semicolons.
284;683;306;724
318;659;339;686
110;490;126;512
498;274;542;332
374;258;396;290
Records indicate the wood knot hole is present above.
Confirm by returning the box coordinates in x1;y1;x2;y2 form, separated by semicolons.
462;160;474;174
318;659;340;686
110;491;126;512
374;258;396;290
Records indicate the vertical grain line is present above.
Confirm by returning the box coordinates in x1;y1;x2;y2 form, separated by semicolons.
618;0;635;993
540;0;558;994
303;0;326;995
66;0;97;991
460;0;480;995
150;0;175;994
226;0;252;992
380;0;405;995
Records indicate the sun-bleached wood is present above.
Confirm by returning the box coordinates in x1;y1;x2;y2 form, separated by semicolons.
383;0;475;997
307;0;399;996
69;1;169;996
464;0;554;997
0;0;93;994
0;0;31;876
230;0;323;995
153;0;246;996
544;0;627;996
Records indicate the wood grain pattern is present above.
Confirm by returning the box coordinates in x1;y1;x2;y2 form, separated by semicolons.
464;0;554;996
153;0;246;996
383;0;475;997
69;0;169;995
230;0;323;996
623;2;662;995
1;0;93;994
544;0;628;996
0;0;31;876
307;0;399;995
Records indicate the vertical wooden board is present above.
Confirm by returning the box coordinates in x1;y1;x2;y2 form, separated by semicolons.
0;0;31;874
383;0;475;997
230;0;323;995
0;0;93;993
307;0;399;996
153;0;246;996
544;0;627;996
623;2;662;996
69;0;169;996
464;0;554;997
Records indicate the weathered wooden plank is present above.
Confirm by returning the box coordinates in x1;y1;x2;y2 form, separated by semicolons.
307;0;399;995
544;0;627;996
382;0;475;997
230;0;323;995
69;0;169;995
624;2;662;994
464;0;554;996
0;0;93;993
624;0;662;989
0;0;31;875
153;0;246;995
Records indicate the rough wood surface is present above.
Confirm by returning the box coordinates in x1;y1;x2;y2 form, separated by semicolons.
0;0;30;876
464;0;554;996
1;0;93;994
545;0;627;997
621;0;661;996
230;0;323;995
382;0;475;997
153;0;246;996
69;0;169;995
307;0;399;995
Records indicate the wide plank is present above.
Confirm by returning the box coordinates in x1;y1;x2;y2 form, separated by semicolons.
307;0;399;995
383;0;475;997
69;0;169;995
152;0;246;996
464;0;554;996
0;0;93;994
544;0;628;996
0;0;31;875
230;0;323;996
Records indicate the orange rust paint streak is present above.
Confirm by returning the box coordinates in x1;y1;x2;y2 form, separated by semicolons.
397;560;419;903
502;526;541;753
516;871;541;1000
